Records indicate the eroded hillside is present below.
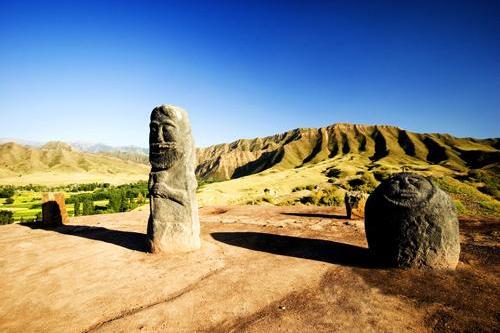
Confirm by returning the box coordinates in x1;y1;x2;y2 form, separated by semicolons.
196;124;499;181
196;124;499;215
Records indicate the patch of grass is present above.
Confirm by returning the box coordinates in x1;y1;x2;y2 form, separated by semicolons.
198;178;219;188
300;187;344;206
262;195;275;205
292;184;317;192
468;169;500;200
433;176;500;216
453;199;467;216
346;172;379;193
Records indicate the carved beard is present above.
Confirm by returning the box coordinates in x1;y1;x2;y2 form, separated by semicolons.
150;142;184;171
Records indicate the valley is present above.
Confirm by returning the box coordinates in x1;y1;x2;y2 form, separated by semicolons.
0;123;499;220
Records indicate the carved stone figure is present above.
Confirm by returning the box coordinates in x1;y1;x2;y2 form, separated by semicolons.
344;191;362;219
365;173;460;269
42;192;69;226
148;105;201;253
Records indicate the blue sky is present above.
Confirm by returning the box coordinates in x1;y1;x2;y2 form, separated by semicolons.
1;0;499;147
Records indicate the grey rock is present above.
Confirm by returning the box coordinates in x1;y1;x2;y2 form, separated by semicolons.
364;173;460;269
148;105;201;253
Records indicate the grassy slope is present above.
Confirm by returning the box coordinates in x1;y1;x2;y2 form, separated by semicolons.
197;124;499;217
198;152;500;217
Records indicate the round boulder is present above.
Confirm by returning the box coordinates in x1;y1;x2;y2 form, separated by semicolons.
365;173;460;269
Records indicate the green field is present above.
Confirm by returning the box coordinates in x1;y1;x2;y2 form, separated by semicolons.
0;191;111;222
0;182;149;223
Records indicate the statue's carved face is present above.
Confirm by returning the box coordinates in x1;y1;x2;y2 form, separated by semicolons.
149;108;184;171
381;173;435;208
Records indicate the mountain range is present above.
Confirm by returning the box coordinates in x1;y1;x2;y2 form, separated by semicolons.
0;124;498;191
0;141;148;185
194;124;499;214
0;138;148;155
196;124;499;181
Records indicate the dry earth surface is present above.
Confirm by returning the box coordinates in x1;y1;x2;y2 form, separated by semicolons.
0;205;498;332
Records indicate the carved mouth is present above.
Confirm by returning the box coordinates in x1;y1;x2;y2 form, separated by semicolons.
151;143;177;150
382;189;422;206
150;143;178;156
396;191;418;198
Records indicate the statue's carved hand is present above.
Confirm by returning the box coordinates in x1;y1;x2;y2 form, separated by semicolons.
150;183;163;196
150;182;187;206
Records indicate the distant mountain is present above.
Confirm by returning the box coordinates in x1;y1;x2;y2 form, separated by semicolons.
196;123;499;181
0;138;148;155
0;141;149;185
0;139;149;167
69;142;149;165
0;138;44;147
69;142;148;155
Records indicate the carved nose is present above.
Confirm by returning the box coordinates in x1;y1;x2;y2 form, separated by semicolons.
400;177;412;189
157;126;164;143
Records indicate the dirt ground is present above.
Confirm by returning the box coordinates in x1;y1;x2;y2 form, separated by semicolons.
0;205;498;332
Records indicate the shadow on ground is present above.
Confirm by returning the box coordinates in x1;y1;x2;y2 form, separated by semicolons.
211;231;378;268
22;223;149;252
281;212;347;219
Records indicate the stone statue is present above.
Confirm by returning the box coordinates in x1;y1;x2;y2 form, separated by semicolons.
148;105;201;253
344;191;362;219
365;173;460;269
42;192;69;226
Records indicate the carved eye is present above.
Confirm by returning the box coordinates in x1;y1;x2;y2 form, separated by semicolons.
162;126;174;142
408;178;418;185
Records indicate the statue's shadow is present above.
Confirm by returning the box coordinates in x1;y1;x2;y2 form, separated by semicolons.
22;223;149;252
281;212;347;219
211;232;379;268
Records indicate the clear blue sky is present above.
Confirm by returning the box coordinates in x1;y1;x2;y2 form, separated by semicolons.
1;0;499;147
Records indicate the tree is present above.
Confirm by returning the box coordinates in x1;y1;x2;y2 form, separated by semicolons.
119;191;129;212
0;210;14;225
5;197;14;205
82;199;94;216
136;193;145;205
108;191;121;213
0;186;15;198
74;199;81;216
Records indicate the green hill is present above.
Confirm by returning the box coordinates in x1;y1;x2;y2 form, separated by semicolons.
196;124;499;216
196;124;499;181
